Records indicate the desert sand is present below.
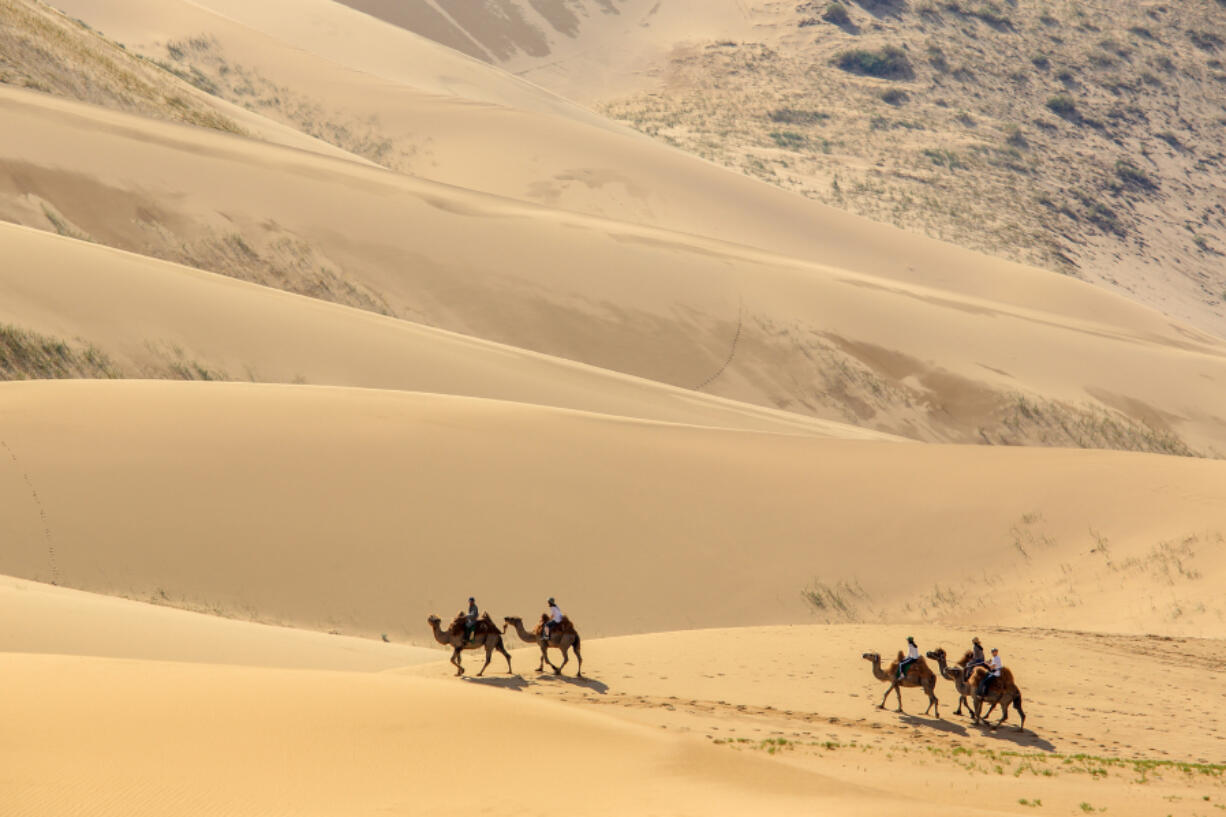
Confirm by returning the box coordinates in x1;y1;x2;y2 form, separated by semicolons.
2;0;1225;814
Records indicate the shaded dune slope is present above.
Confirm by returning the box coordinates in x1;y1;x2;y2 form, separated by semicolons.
0;222;872;437
2;89;1225;452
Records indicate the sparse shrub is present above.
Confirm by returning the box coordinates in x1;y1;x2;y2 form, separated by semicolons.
1004;124;1028;148
923;147;963;169
1128;25;1154;40
834;46;913;79
768;108;830;125
927;44;949;72
880;88;908;105
823;2;852;25
1031;54;1050;70
1189;30;1223;53
769;130;808;149
1115;159;1157;191
1156;131;1181;148
1087;201;1124;235
1046;94;1077;118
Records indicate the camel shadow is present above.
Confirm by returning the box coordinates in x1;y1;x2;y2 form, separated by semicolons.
972;723;1056;751
898;714;969;737
461;674;531;691
531;673;610;695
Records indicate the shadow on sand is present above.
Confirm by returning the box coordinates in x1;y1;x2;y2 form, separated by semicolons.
898;713;969;737
530;672;610;694
972;721;1056;751
461;674;531;691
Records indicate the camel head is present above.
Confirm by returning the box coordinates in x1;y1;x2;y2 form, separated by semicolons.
926;647;946;661
861;652;879;662
503;616;522;625
427;615;441;626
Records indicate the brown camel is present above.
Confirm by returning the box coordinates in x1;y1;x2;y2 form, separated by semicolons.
503;615;583;677
926;648;979;717
967;665;1026;731
861;651;940;717
427;613;513;677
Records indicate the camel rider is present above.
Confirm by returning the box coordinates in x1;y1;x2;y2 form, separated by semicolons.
898;636;920;679
543;597;563;642
965;637;987;676
464;597;479;642
978;647;1003;696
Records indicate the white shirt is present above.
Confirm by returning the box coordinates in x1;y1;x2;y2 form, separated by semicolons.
906;644;919;660
549;605;563;623
989;655;1003;675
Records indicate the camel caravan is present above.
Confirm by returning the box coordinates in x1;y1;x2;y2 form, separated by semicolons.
863;636;1025;732
428;596;582;679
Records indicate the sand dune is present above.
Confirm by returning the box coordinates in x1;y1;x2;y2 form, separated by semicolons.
3;380;1223;643
44;0;1212;332
0;221;875;437
404;624;1226;817
0;573;435;669
4;3;1225;815
3;87;1225;452
2;650;994;817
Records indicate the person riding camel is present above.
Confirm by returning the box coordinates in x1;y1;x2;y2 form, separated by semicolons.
898;636;919;680
542;597;563;642
978;647;1003;697
965;636;987;676
464;596;479;642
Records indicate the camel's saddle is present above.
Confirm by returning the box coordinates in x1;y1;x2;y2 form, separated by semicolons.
449;612;498;641
534;614;576;638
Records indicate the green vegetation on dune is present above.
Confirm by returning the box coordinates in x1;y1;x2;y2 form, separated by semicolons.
0;324;120;380
600;0;1226;337
0;0;243;134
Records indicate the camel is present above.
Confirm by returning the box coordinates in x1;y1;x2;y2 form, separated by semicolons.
967;664;1026;731
861;651;940;717
503;615;583;678
427;613;513;677
926;648;979;717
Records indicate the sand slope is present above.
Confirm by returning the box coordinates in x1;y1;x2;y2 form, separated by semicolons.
2;650;1009;817
0;573;435;669
3;87;1226;452
0;221;876;437
3;380;1224;642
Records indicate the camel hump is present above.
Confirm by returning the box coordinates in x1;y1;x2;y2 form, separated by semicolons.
999;667;1016;685
896;650;905;662
958;650;974;666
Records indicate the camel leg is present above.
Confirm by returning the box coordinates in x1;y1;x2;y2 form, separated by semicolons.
451;648;464;677
477;644;493;677
1012;693;1026;732
878;683;896;710
925;680;939;718
555;646;569;675
540;643;559;674
573;642;583;678
894;683;904;712
496;640;513;674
